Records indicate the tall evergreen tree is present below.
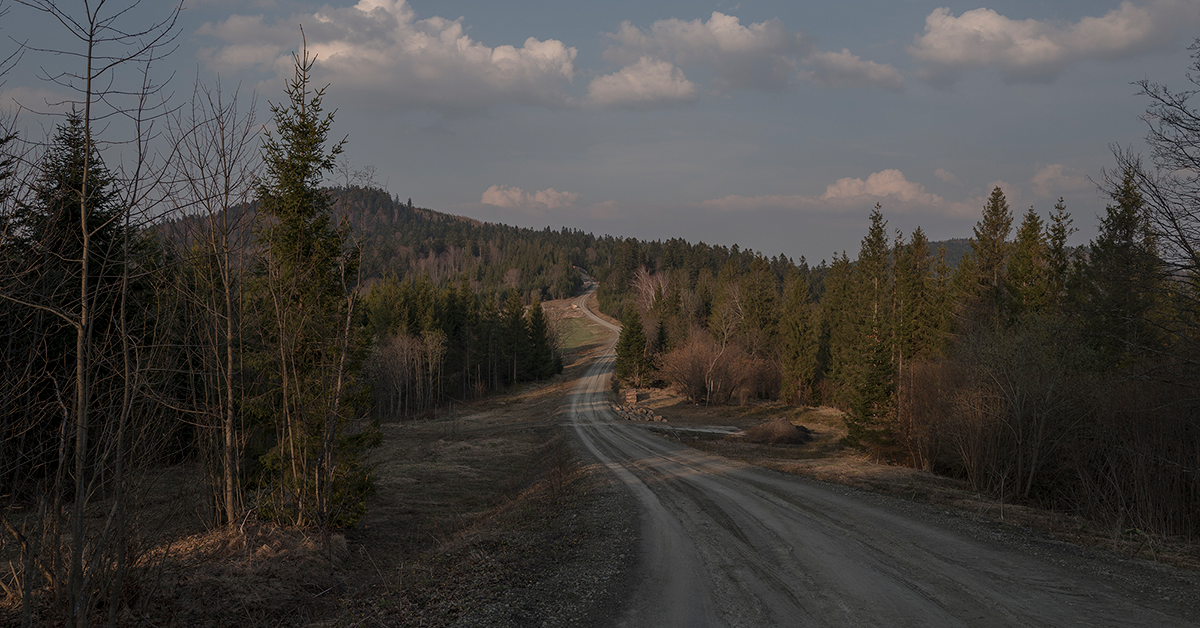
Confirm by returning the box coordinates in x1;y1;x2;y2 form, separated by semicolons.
1;112;132;495
1081;166;1163;364
844;206;895;448
894;227;937;363
778;273;818;404
502;291;530;383
970;186;1013;318
1045;198;1076;310
526;299;555;380
253;42;368;528
820;251;856;406
615;305;650;386
1007;206;1051;317
739;256;778;358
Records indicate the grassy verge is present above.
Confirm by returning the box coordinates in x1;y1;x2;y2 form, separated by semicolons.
321;295;634;626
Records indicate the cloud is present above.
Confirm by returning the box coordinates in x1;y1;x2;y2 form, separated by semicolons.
602;12;901;93
199;5;901;113
822;169;943;204
910;1;1199;86
1030;164;1092;197
701;169;975;216
198;0;577;113
587;57;697;107
1;85;72;116
603;12;802;92
481;184;580;214
934;168;960;184
805;49;904;92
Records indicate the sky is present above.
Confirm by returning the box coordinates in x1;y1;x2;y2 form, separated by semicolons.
4;0;1200;264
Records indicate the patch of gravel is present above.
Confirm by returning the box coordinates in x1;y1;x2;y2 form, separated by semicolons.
447;455;640;628
772;469;1200;618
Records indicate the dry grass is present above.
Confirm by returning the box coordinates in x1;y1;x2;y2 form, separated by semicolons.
0;464;350;626
2;295;627;627
318;295;635;626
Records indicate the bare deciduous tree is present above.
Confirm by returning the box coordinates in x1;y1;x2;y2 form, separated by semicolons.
0;1;183;624
166;78;260;526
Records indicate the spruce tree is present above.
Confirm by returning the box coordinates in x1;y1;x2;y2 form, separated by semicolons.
1045;198;1076;309
970;186;1013;318
253;43;367;528
502;291;530;383
820;251;856;407
778;273;818;405
1007;206;1051;317
2;112;126;498
615;305;649;386
526;299;554;380
1081;167;1163;364
844;207;895;448
739;256;778;358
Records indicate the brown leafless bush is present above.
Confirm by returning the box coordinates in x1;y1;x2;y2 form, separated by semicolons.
740;357;779;403
1067;374;1200;537
659;333;755;405
894;360;962;471
901;319;1200;538
899;317;1097;496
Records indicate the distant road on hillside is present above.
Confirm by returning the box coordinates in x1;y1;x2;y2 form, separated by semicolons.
568;285;1199;627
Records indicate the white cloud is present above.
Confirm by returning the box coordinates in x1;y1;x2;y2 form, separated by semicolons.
481;184;580;214
934;168;960;184
1030;164;1092;197
701;169;975;216
602;12;901;93
910;1;1200;86
198;0;578;113
587;57;697;108
822;169;943;204
806;49;903;92
604;12;802;92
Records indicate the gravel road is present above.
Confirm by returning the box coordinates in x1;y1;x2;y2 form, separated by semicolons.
569;289;1200;627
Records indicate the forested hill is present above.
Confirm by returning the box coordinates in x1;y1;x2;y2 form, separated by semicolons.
325;187;980;315
162;184;971;310
330;186;599;301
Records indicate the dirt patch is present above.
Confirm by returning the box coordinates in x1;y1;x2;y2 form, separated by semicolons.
731;417;813;445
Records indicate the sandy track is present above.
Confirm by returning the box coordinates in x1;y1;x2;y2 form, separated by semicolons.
568;288;1199;627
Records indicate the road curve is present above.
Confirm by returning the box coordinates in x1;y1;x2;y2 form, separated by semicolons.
568;288;1198;627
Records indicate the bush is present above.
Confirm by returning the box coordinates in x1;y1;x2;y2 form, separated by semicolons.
659;333;758;405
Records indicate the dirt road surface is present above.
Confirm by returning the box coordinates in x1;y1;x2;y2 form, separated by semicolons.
569;289;1200;627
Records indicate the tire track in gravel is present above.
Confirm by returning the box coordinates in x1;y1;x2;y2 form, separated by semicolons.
567;285;1200;627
